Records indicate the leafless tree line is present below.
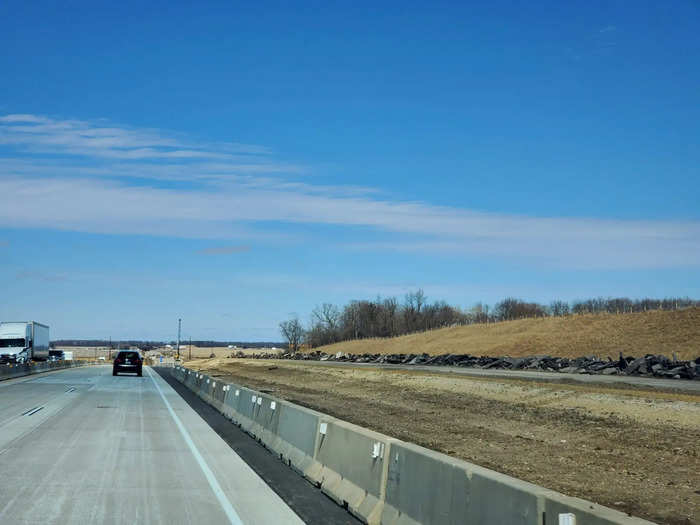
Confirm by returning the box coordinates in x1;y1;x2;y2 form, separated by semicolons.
279;292;699;350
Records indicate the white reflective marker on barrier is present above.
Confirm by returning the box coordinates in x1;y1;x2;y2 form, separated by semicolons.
319;422;327;435
235;389;240;396
257;397;262;406
372;442;385;459
252;395;257;403
270;401;276;410
559;514;576;525
212;382;216;387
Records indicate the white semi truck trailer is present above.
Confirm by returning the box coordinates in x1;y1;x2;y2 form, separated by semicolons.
0;322;50;364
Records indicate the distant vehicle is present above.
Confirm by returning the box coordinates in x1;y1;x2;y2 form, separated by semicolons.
113;350;143;377
98;356;106;361
0;322;50;364
63;351;73;361
48;349;64;362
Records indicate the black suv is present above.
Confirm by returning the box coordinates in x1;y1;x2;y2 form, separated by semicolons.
113;350;143;377
48;350;64;362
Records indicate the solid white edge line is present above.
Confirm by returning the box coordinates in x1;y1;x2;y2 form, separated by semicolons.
147;368;244;525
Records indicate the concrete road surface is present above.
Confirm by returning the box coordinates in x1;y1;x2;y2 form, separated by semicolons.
0;366;304;524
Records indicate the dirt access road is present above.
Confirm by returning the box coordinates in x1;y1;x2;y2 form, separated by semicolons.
188;358;700;524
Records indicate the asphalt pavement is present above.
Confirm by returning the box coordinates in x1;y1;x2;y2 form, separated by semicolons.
0;366;307;524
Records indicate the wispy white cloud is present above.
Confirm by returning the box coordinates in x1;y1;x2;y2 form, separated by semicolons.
0;114;273;161
0;175;697;269
0;157;304;181
1;113;698;270
196;245;251;255
16;269;68;282
0;114;51;124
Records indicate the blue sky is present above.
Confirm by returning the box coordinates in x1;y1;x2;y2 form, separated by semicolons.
1;1;699;340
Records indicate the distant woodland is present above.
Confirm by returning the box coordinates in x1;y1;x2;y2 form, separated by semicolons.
280;293;700;350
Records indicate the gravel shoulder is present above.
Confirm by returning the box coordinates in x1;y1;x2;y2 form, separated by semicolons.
188;358;700;525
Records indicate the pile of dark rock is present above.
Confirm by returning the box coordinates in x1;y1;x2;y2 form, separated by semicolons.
233;350;699;380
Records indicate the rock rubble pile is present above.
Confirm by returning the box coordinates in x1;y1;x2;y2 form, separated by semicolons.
234;351;700;380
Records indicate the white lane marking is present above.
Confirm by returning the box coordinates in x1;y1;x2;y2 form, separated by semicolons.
147;368;244;525
24;406;44;416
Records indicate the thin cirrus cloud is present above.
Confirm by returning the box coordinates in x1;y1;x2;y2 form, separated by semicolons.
196;245;251;255
15;270;68;282
0;113;261;157
1;113;699;270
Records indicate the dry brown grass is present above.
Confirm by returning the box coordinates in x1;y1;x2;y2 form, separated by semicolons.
313;308;700;360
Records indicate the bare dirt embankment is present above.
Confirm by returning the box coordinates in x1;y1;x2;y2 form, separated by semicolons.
188;358;700;525
313;308;700;360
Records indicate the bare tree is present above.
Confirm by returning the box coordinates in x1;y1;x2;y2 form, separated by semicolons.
550;300;570;316
494;298;547;321
293;292;699;349
403;289;426;332
313;303;340;331
279;317;304;353
383;297;398;336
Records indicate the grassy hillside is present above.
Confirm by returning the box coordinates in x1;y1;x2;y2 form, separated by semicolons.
313;308;700;360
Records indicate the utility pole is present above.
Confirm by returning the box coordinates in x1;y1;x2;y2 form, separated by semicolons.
189;337;192;361
177;318;181;361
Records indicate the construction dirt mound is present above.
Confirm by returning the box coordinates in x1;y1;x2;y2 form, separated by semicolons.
311;308;700;360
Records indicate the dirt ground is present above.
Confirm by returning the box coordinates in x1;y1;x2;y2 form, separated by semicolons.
188;358;700;525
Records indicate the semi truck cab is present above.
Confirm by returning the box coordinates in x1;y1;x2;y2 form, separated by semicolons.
0;322;50;364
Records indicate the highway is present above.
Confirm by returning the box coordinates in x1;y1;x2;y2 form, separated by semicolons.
0;366;306;524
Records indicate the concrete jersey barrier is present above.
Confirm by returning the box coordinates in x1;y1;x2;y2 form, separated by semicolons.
310;418;396;523
271;402;328;479
170;366;656;525
0;360;93;382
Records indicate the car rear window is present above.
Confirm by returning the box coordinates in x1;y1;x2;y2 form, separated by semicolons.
118;351;140;360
